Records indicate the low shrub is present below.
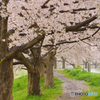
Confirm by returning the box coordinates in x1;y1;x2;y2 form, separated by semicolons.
75;65;82;69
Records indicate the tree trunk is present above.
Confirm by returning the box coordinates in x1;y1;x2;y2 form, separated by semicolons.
44;60;54;88
88;62;91;72
40;63;44;77
44;48;55;88
62;57;65;69
54;57;57;69
28;47;42;96
28;67;41;96
85;61;88;68
0;15;13;100
94;61;98;68
0;59;13;100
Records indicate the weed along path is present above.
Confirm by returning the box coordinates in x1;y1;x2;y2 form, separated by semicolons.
54;70;87;100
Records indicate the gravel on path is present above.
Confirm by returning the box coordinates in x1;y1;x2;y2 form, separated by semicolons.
54;70;88;100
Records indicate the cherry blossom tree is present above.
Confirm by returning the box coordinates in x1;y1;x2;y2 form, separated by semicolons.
0;0;100;99
13;0;100;97
0;0;45;99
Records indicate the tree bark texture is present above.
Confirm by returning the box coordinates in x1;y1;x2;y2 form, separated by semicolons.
28;47;42;96
0;59;13;100
28;68;41;96
39;63;44;77
54;57;57;69
0;17;13;100
44;47;55;88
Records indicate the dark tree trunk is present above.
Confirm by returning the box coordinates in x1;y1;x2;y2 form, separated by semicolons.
0;16;13;100
44;48;55;88
28;68;41;96
40;64;44;77
28;47;42;96
0;59;13;100
44;60;54;88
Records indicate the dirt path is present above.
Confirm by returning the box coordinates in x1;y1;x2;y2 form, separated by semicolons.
54;70;88;100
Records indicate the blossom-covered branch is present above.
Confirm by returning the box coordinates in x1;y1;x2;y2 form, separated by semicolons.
5;34;45;60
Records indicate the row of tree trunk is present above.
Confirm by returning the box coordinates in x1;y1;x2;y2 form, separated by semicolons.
0;11;45;99
14;46;57;97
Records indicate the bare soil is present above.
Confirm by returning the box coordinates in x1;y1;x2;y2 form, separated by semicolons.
54;69;88;100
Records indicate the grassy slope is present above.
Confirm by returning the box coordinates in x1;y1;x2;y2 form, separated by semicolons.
58;69;100;100
13;75;63;100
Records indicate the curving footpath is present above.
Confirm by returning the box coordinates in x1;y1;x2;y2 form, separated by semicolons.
54;69;88;100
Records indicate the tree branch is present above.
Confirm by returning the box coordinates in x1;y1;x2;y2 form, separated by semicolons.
21;68;27;70
69;25;100;32
59;7;96;13
30;35;45;49
43;28;100;47
65;59;74;66
13;61;23;65
41;46;54;59
14;52;34;73
41;0;50;8
65;15;97;32
5;34;45;60
79;39;97;46
73;7;96;11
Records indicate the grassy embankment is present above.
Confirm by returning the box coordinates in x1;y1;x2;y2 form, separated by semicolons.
13;74;63;100
58;68;100;100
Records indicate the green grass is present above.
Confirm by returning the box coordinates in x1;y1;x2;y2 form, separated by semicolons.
14;70;27;77
58;68;100;100
13;75;63;100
